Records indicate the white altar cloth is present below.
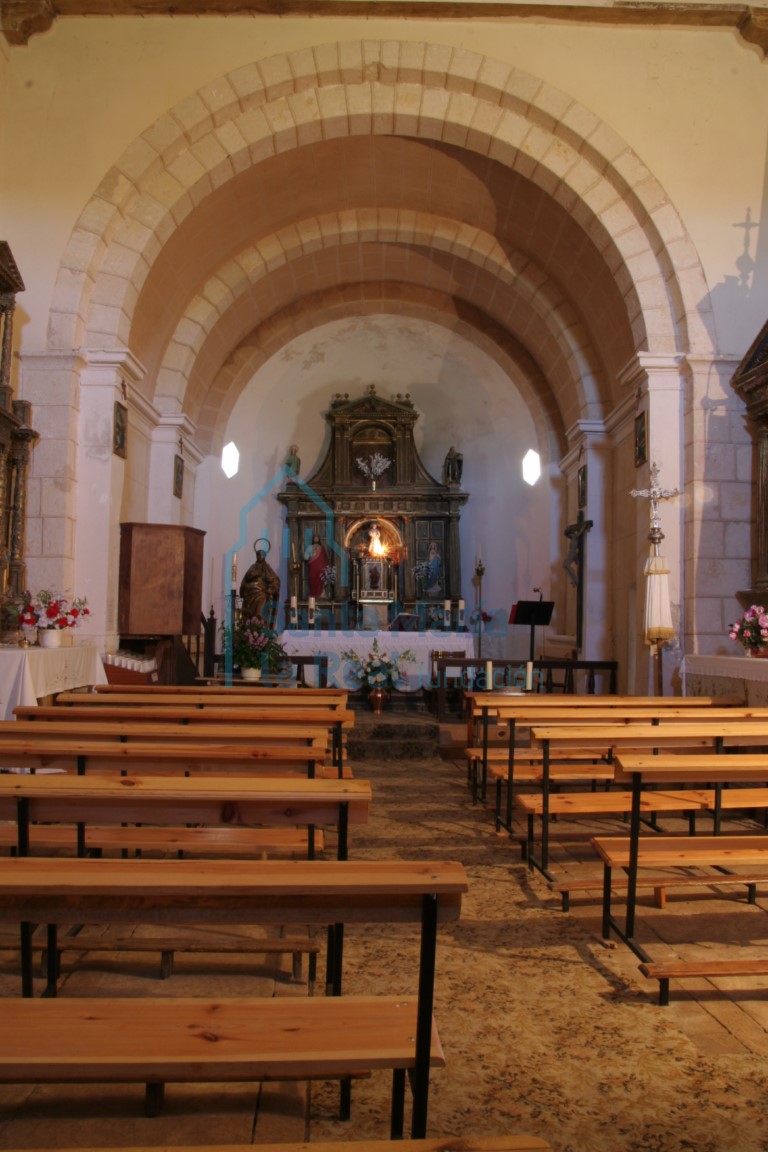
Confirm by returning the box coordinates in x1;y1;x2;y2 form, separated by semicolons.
0;645;107;720
280;629;475;690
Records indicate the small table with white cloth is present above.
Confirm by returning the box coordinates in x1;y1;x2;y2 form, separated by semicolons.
0;645;107;720
279;629;475;691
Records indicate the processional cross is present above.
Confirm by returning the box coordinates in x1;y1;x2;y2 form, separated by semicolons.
630;463;680;694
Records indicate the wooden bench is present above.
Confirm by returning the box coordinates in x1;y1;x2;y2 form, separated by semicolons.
515;789;705;863
638;957;768;1006
1;717;345;778
85;684;349;706
0;856;468;1138
8;1138;554;1152
549;871;768;912
0;820;324;860
3;923;321;984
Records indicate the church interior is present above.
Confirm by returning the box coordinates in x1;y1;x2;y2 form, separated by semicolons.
2;3;768;1151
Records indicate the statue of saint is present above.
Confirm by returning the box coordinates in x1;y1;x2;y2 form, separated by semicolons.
239;541;281;624
285;444;300;479
443;446;463;486
304;534;328;598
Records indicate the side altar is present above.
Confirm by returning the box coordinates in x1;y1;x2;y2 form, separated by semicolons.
277;387;469;630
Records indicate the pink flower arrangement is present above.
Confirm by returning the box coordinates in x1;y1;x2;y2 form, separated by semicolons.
20;590;90;632
729;604;768;653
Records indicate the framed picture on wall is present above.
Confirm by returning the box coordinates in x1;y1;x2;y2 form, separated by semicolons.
577;464;587;509
634;411;648;467
173;454;184;500
113;401;127;458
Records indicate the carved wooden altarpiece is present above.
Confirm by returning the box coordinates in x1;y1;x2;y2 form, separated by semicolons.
277;386;468;628
731;318;768;609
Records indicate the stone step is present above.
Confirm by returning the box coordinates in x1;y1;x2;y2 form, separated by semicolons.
347;712;441;759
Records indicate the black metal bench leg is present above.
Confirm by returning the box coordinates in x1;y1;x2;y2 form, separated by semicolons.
145;1082;165;1117
390;1068;406;1138
339;1076;352;1120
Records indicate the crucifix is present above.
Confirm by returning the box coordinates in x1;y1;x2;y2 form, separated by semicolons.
563;509;593;651
630;462;680;694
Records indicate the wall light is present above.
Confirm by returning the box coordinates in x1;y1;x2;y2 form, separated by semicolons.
221;441;239;478
522;449;541;486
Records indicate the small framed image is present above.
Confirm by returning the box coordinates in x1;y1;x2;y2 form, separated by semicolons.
113;401;127;458
577;464;587;510
634;411;648;467
173;454;184;500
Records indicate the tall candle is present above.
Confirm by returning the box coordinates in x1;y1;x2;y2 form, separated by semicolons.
525;661;533;692
231;554;237;585
290;594;297;625
458;598;465;627
444;599;451;628
308;596;315;626
485;660;493;690
291;542;296;562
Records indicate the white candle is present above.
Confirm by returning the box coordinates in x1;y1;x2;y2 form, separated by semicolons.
231;553;237;586
291;542;296;562
485;660;493;690
525;661;533;692
444;599;451;628
458;598;465;627
290;595;297;625
308;596;315;625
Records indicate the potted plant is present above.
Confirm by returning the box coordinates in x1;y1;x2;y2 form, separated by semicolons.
341;637;415;712
221;614;289;679
729;604;768;656
19;589;90;647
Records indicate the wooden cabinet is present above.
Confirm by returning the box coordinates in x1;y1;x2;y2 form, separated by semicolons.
118;523;205;635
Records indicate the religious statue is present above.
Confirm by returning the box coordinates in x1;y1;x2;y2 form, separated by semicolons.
304;534;328;598
442;446;463;486
285;444;300;479
563;515;591;587
239;540;280;625
426;541;442;594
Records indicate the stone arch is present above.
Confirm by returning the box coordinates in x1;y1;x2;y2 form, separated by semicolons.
48;40;715;396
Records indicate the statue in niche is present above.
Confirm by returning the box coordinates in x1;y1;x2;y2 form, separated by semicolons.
305;534;328;598
443;446;463;486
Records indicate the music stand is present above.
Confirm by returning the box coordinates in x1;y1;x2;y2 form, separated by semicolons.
511;600;554;661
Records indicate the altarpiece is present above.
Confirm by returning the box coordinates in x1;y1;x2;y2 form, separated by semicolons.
277;387;468;629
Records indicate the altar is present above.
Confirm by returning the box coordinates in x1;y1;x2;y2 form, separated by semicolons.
0;645;107;720
681;654;768;705
280;630;475;691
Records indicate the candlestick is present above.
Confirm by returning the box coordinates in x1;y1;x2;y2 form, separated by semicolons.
231;554;237;586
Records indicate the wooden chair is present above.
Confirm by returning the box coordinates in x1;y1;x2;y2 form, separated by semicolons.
430;650;469;719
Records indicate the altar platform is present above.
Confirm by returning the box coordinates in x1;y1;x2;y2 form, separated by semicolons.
279;629;475;691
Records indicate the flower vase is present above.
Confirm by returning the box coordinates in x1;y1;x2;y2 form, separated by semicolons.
37;630;61;649
241;666;262;680
369;686;388;714
749;648;768;658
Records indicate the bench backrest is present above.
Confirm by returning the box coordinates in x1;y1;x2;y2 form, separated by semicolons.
14;704;355;727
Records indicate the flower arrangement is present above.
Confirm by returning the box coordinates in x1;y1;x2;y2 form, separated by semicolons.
222;615;288;672
341;637;415;690
412;560;432;583
320;565;337;588
355;453;392;481
19;589;90;632
729;604;768;654
470;609;492;627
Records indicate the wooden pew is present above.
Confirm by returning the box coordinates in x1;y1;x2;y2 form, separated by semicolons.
0;1139;555;1152
522;720;768;877
13;704;354;777
0;770;369;951
0;856;468;1138
87;683;349;706
590;751;768;999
